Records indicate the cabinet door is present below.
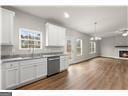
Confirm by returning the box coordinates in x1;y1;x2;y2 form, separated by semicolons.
5;67;19;88
1;8;14;44
36;62;47;78
57;27;66;46
20;64;36;83
60;61;65;71
46;23;57;46
46;23;66;46
60;56;69;71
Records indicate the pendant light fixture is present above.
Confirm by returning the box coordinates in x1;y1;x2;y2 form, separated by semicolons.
90;22;102;41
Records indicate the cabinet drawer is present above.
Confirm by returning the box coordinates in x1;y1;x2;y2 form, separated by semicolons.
3;62;19;69
60;56;68;59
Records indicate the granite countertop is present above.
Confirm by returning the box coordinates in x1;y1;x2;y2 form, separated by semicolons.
1;56;43;63
1;53;67;63
42;54;67;57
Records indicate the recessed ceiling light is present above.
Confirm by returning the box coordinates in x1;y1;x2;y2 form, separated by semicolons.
64;12;70;19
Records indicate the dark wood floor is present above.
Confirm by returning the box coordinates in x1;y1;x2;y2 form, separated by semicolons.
17;57;128;90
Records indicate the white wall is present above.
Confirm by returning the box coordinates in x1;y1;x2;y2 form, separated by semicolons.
100;35;128;58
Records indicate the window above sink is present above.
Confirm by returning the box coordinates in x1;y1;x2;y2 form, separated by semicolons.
19;28;42;50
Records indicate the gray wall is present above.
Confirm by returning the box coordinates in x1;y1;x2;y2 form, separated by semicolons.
100;35;128;58
66;29;100;64
1;7;100;63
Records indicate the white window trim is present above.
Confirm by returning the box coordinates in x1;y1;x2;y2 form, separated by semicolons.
89;42;96;54
76;39;83;56
19;28;42;50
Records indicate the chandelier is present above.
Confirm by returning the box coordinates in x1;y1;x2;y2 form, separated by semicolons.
90;22;102;41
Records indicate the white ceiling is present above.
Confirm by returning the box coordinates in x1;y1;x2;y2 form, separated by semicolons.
13;6;128;37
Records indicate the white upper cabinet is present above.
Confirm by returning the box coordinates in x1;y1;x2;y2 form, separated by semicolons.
0;8;15;45
46;23;66;46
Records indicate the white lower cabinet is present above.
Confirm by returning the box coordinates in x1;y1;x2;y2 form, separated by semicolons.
2;58;47;89
2;62;19;89
20;58;47;84
5;67;19;88
20;64;36;83
60;56;69;71
36;59;47;78
2;56;68;89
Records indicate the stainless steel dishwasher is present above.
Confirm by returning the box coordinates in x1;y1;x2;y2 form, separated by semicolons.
47;56;60;76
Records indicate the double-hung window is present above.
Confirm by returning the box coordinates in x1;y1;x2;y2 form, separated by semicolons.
90;42;96;54
76;39;83;56
19;28;42;50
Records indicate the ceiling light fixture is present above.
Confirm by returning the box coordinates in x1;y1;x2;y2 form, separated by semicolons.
90;22;102;41
64;12;70;18
122;30;128;36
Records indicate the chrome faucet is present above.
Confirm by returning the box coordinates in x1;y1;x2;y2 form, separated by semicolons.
29;46;34;58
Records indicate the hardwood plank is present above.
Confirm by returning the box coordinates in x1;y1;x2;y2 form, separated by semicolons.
17;57;128;90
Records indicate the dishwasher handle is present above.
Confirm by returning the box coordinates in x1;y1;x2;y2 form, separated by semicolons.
48;58;60;61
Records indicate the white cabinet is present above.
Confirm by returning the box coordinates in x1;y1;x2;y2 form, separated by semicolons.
2;58;47;89
0;8;15;45
36;58;47;78
46;23;66;46
57;26;66;46
20;63;36;83
20;58;47;84
2;62;19;89
60;56;69;71
5;67;19;88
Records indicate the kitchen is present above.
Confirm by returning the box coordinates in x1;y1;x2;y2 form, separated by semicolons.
0;6;99;90
1;6;128;90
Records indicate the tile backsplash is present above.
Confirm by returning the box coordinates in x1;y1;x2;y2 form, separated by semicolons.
1;45;64;56
1;45;13;56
